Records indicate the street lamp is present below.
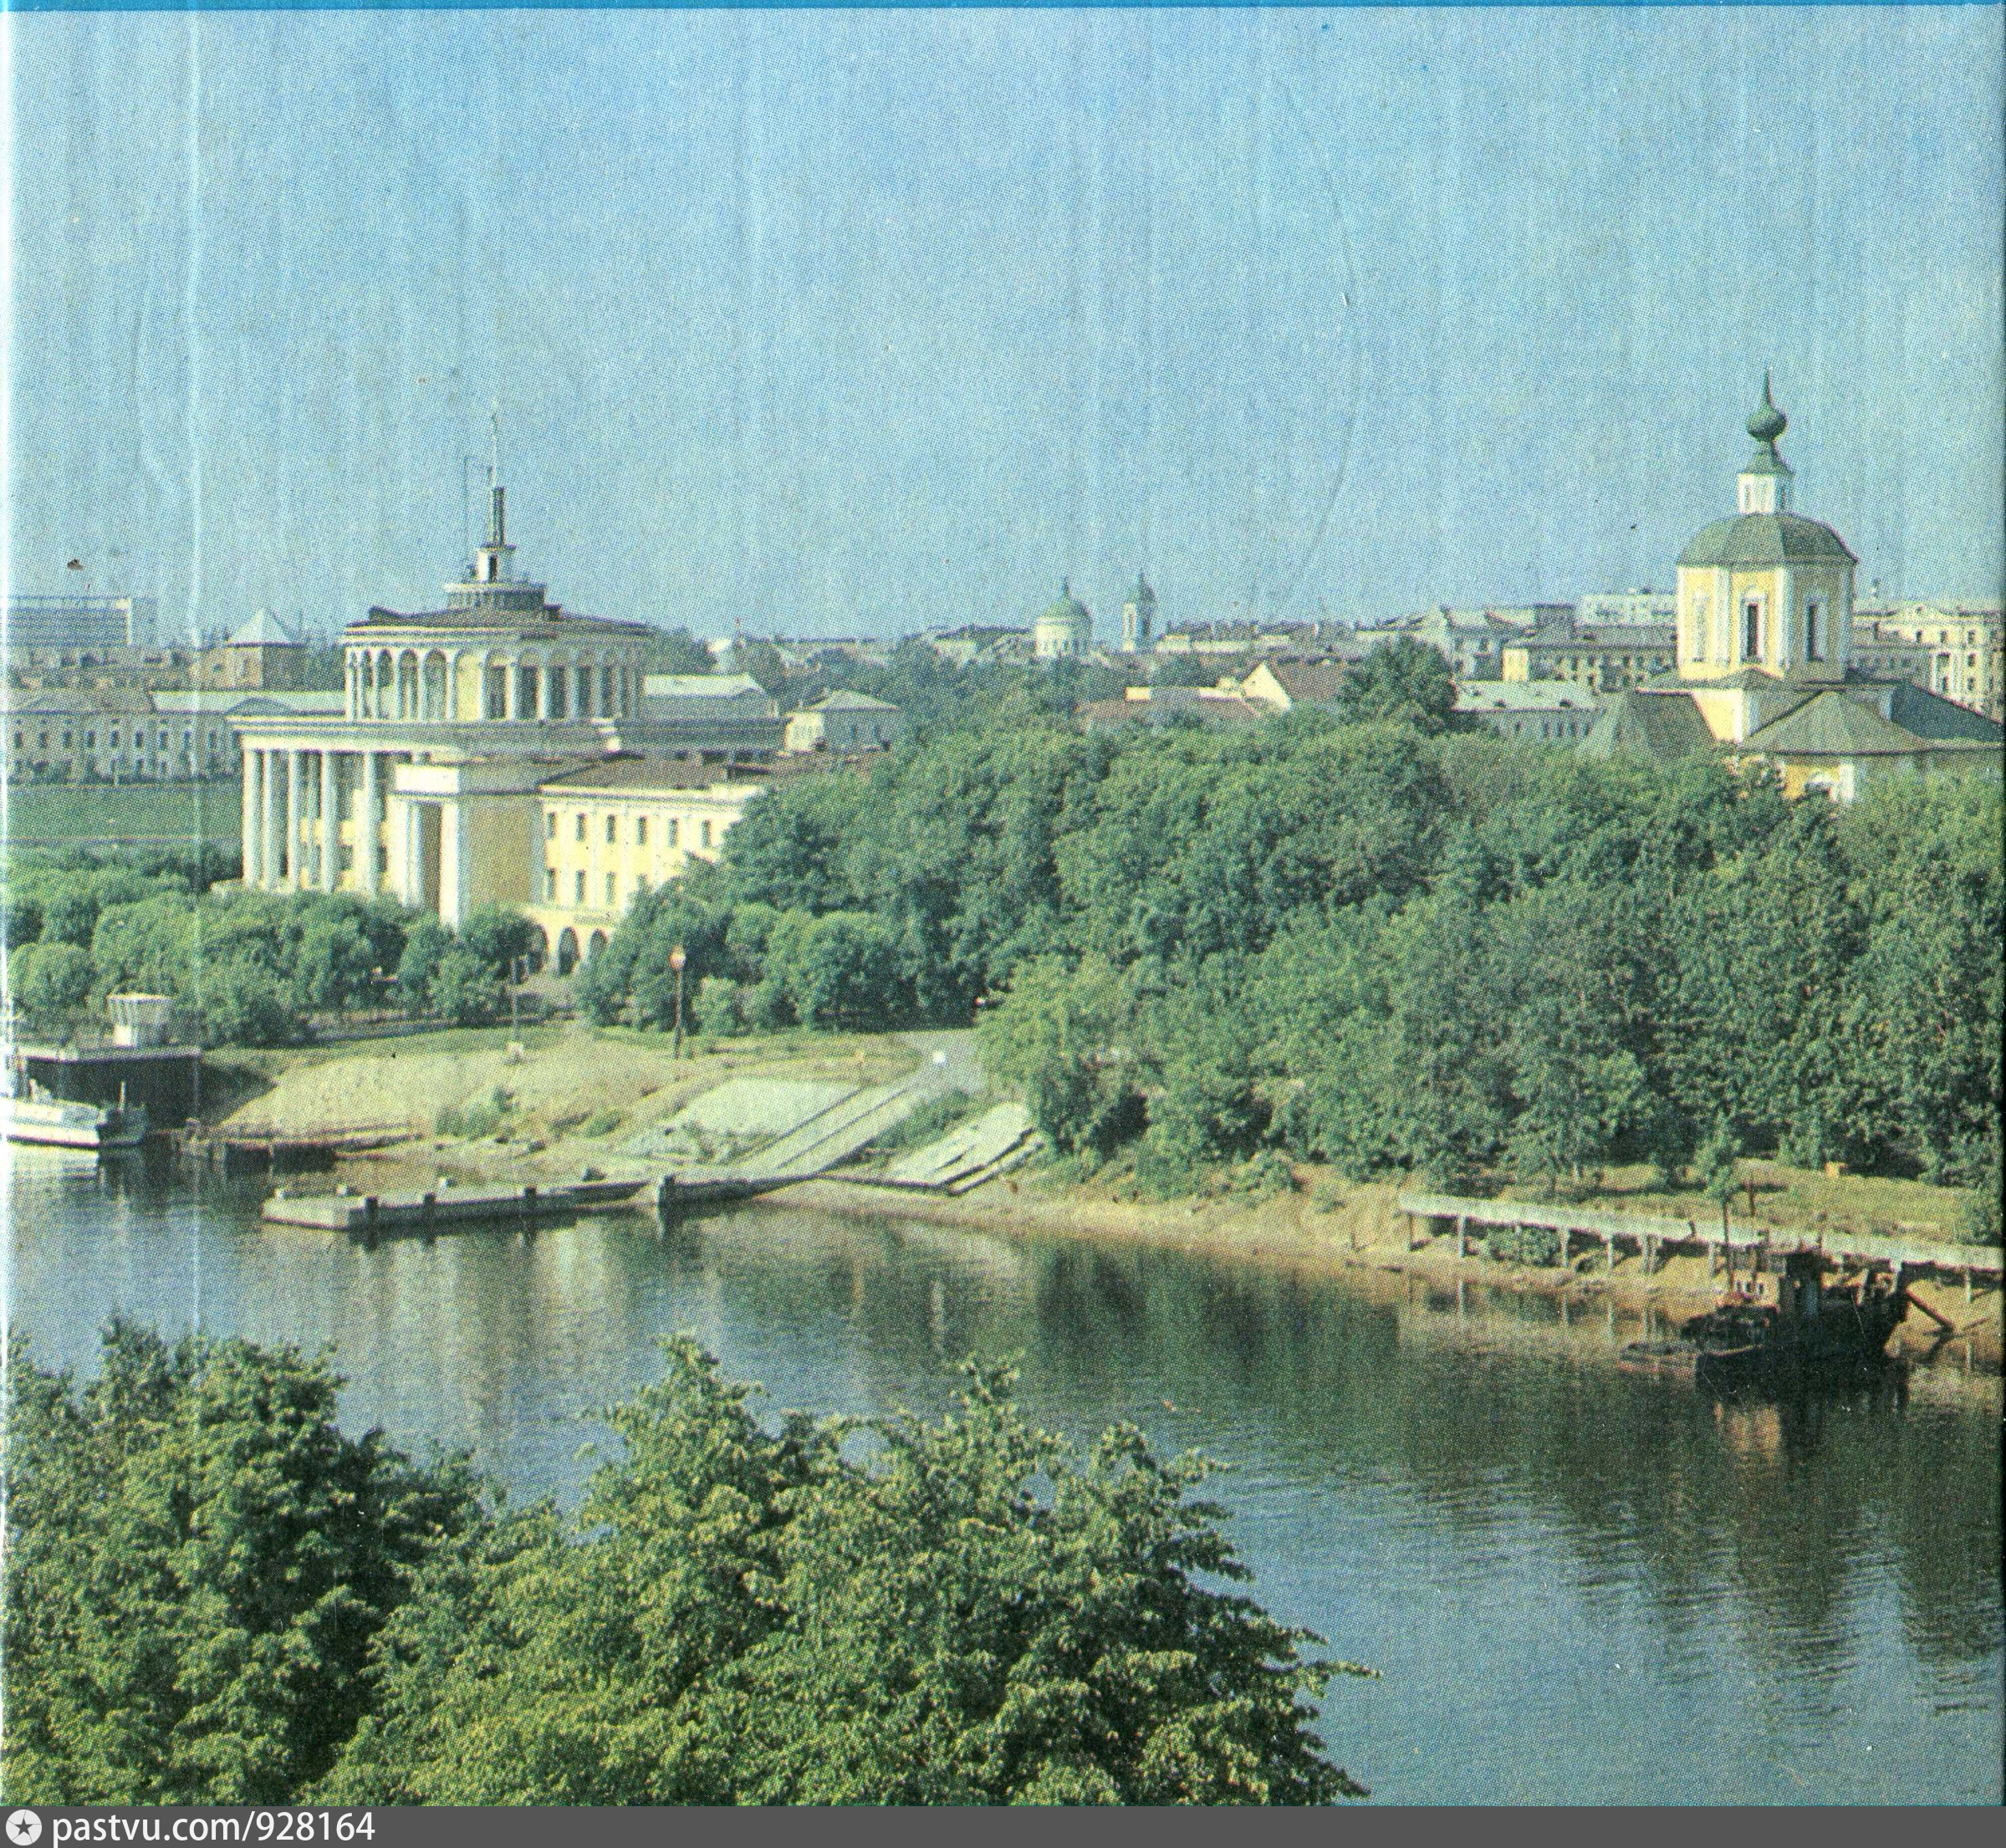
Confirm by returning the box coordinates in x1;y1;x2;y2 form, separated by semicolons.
670;944;687;1059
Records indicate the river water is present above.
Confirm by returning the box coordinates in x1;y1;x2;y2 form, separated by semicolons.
7;1146;2000;1805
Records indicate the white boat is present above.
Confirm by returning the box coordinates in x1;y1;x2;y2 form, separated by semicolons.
0;1078;150;1150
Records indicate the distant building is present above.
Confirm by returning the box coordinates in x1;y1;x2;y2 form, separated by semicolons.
1076;685;1268;733
1120;575;1157;653
6;594;157;650
1851;601;2002;721
1575;589;1677;625
1239;658;1351;714
916;625;1032;668
1500;621;1676;692
1356;605;1564;680
1033;583;1095;660
640;673;785;754
784;689;904;755
200;609;309;690
1;683;340;783
1456;681;1604;743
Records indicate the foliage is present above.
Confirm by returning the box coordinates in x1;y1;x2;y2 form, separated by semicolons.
322;1343;1368;1805
2;1322;477;1806
1333;637;1457;734
436;1087;515;1140
977;954;1144;1156
426;946;504;1027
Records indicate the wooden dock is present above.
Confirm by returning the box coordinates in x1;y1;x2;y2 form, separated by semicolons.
263;1175;646;1233
1396;1190;2004;1284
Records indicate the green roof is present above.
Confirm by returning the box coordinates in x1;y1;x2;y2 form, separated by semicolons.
1882;680;2005;743
1576;690;1717;763
1677;513;1857;569
1741;691;1932;757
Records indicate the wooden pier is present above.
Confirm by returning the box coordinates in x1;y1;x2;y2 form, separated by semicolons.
262;1175;646;1233
1396;1191;2004;1286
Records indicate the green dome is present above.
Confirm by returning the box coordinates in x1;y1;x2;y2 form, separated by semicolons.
1039;581;1091;626
1677;512;1857;569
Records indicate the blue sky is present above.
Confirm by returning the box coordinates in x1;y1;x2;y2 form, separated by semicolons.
8;7;2003;643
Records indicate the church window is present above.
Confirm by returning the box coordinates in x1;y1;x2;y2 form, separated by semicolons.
1743;600;1763;661
1805;600;1823;661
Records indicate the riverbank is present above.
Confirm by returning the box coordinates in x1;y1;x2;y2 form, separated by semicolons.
215;1024;2000;1372
781;1169;2003;1373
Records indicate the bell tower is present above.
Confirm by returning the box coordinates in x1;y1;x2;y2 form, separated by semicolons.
1737;372;1794;515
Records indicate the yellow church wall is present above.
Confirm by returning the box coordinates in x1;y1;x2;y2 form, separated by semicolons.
458;791;542;912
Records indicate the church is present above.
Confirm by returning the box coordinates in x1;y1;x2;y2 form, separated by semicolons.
1580;380;2002;798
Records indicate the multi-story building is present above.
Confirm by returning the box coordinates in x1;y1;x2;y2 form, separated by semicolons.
6;593;158;650
1355;604;1565;680
1575;589;1677;625
1852;602;2002;720
1500;621;1676;692
1456;680;1605;743
528;758;787;971
228;472;755;944
2;685;339;782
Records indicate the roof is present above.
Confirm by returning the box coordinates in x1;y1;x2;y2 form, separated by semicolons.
642;673;771;701
153;688;345;717
1515;624;1674;651
1576;690;1718;763
1457;682;1602;714
1257;660;1350;705
1880;680;2006;743
228;609;299;647
1677;512;1858;569
354;604;649;636
538;756;777;794
1077;694;1267;733
805;689;900;712
1741;691;1942;758
1036;585;1092;629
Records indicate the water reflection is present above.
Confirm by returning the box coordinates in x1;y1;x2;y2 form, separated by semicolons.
6;1150;1999;1805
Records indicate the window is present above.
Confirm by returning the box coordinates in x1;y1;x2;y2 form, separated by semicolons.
605;873;616;905
700;820;712;849
635;818;647;845
545;869;557;901
574;814;586;842
667;819;679;847
546;814;557;840
575;870;586;903
605;815;617;845
1743;600;1763;661
1805;600;1823;661
85;731;96;748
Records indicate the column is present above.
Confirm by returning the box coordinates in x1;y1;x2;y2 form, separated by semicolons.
259;749;279;891
283;749;303;888
241;747;262;886
504;657;520;719
320;752;338;891
447;649;463;722
360;752;381;896
535;657;551;720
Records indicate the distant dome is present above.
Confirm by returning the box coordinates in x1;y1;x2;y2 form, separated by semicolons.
1033;580;1095;658
1039;581;1091;628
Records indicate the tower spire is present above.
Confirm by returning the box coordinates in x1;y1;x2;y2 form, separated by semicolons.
1736;371;1793;514
486;402;506;549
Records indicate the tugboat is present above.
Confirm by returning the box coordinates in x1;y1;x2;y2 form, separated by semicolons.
1622;1247;1916;1385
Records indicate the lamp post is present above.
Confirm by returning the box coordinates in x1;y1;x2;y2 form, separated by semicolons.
670;944;687;1059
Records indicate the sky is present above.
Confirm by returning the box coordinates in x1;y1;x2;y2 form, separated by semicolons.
7;6;2003;645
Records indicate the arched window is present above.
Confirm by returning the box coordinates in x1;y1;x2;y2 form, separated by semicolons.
1805;600;1823;661
1743;599;1763;662
556;929;579;976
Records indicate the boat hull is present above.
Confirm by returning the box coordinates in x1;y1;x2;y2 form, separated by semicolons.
1;1098;150;1151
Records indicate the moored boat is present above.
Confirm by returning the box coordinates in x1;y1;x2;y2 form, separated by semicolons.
1;1084;151;1151
1621;1247;1912;1383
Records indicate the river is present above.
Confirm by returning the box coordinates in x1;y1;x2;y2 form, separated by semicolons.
7;1146;2000;1805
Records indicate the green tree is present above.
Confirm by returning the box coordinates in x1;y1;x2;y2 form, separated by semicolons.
2;1323;476;1805
978;953;1143;1155
324;1344;1366;1805
426;945;503;1027
1334;638;1456;734
8;940;95;1024
396;916;453;1014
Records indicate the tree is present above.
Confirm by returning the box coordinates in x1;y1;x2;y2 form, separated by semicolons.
457;905;539;980
396;916;453;1014
323;1344;1368;1805
427;945;503;1027
197;953;301;1047
1334;638;1456;734
2;1323;476;1805
8;940;95;1024
643;626;717;676
977;953;1143;1155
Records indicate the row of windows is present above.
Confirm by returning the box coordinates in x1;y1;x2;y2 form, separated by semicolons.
545;809;714;850
11;727;224;753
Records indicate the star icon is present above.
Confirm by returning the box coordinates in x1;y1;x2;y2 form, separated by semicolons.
7;1811;43;1846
